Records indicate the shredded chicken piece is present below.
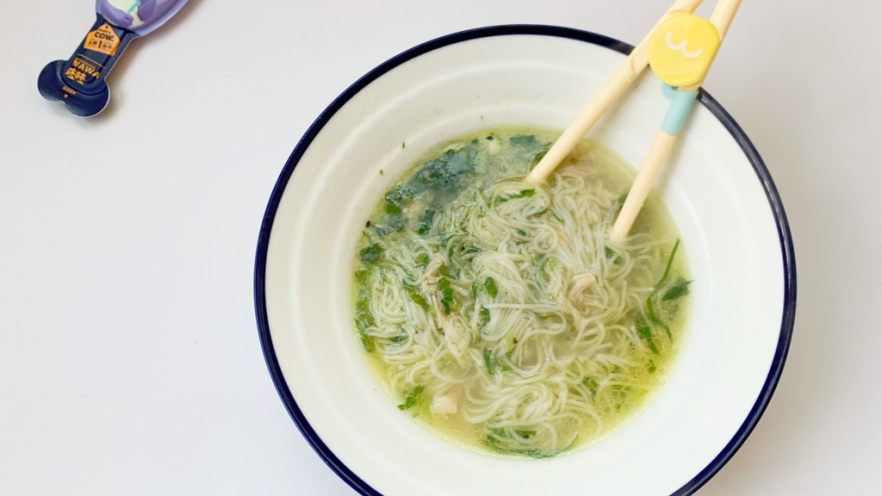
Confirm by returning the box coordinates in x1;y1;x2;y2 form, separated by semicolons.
567;272;596;301
431;387;464;415
443;315;470;361
419;256;446;292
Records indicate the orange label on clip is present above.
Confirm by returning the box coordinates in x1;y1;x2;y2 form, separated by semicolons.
84;23;120;56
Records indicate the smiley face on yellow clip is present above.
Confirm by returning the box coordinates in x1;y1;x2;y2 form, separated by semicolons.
648;13;721;87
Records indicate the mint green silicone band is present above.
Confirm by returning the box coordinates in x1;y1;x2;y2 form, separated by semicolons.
661;84;699;135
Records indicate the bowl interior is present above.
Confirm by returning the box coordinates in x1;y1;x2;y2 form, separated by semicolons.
260;29;790;496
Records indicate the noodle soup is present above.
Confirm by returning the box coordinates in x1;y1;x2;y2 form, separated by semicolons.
352;128;690;457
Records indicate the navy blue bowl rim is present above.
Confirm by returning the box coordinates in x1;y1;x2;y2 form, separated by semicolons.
253;24;797;496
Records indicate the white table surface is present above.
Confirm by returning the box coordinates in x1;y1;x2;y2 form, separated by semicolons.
2;0;880;494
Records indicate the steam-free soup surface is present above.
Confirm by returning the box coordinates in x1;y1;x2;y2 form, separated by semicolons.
352;128;689;457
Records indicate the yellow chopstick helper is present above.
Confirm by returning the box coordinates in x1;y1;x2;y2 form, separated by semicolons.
524;0;742;242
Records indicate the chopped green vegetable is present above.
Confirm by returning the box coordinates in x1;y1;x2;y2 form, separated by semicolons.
645;296;672;339
528;207;549;218
532;143;552;165
354;269;369;282
663;279;692;301
655;239;680;290
385;185;413;213
604;246;615;259
355;320;375;353
392;333;408;344
510;134;540;148
416;253;430;265
417;209;435;235
583;377;598;396
413;143;478;192
636;319;659;354
354;299;373;333
484;277;498;298
385;212;406;232
496;189;537;205
484;427;559;458
484;348;497;374
479;307;491;327
484;441;554;459
484;432;503;450
397;385;425;410
509;135;550;164
359;244;383;264
405;285;430;311
438;263;452;278
438;278;456;314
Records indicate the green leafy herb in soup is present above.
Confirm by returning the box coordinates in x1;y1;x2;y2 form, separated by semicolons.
352;128;690;457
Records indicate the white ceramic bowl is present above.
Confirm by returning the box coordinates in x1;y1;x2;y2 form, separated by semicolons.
255;26;796;496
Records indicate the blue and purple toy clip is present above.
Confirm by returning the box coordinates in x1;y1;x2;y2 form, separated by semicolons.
38;0;188;117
